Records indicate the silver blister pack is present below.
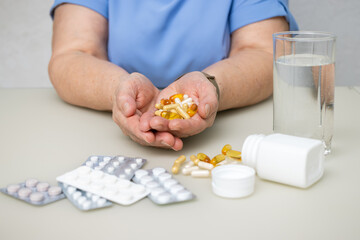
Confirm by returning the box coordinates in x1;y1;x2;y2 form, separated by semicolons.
83;155;146;180
59;182;112;211
0;178;65;206
132;168;195;205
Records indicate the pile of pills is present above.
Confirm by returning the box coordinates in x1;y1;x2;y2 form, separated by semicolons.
0;179;65;205
154;94;198;120
132;168;195;205
171;144;242;178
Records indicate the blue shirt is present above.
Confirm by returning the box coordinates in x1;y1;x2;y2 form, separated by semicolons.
51;0;298;88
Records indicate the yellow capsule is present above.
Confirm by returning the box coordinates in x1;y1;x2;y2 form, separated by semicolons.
175;155;186;164
155;103;163;109
175;106;190;119
221;144;232;155
168;112;182;120
210;154;226;165
161;111;171;119
190;155;200;165
154;110;162;116
226;150;241;159
160;99;171;105
169;94;184;103
197;153;211;163
163;103;180;111
171;165;180;174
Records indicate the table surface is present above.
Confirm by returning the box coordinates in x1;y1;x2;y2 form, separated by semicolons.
0;87;359;240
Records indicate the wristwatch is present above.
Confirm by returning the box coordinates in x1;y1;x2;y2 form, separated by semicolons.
176;72;220;101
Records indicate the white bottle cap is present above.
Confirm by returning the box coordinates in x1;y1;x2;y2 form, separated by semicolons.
211;165;255;198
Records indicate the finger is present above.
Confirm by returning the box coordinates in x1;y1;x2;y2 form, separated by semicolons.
116;92;137;117
197;84;218;119
149;116;171;132
139;111;155;132
168;116;206;137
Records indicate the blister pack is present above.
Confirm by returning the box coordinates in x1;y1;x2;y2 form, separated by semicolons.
132;168;195;205
0;178;65;205
59;182;112;211
56;166;149;205
83;155;146;180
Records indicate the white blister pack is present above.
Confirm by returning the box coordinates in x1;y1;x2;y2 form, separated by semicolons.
56;166;150;205
0;179;65;206
84;155;146;180
59;182;112;211
132;168;195;205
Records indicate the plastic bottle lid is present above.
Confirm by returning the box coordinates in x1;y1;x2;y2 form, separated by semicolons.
211;164;255;198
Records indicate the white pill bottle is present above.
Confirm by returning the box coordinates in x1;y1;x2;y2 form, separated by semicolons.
241;133;324;188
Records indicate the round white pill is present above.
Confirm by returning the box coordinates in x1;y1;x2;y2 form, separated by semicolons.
117;156;125;162
85;161;94;167
135;158;143;164
30;192;44;202
25;178;39;188
36;182;50;192
124;167;132;175
152;167;166;177
67;186;76;194
157;192;172;204
99;161;107;167
130;163;138;169
18;188;32;198
140;175;153;185
103;175;117;185
134;169;148;180
78;166;91;175
176;189;192;201
86;192;92;198
131;184;146;195
112;161;120;167
116;179;131;189
97;198;106;206
90;156;98;162
170;184;184;195
77;196;86;205
150;187;165;198
91;182;104;191
6;184;21;194
158;173;172;182
107;166;115;173
146;181;160;189
82;200;91;210
103;156;112;163
90;170;104;180
72;191;82;200
48;186;62;197
92;195;100;202
163;179;178;190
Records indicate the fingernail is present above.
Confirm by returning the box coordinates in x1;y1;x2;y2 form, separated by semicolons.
205;104;211;118
161;141;171;147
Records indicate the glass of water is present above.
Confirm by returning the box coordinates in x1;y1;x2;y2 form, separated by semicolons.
273;31;336;155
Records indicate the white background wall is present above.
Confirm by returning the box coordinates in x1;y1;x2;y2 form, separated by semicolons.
0;0;359;88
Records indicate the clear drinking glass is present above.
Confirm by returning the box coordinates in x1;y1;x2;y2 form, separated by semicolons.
273;31;336;155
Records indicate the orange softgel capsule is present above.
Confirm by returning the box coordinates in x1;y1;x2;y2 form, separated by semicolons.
221;144;232;155
197;153;211;163
160;99;171;106
187;103;198;117
169;94;184;103
210;154;226;166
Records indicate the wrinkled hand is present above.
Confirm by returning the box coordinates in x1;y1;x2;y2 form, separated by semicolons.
141;71;218;138
112;73;183;150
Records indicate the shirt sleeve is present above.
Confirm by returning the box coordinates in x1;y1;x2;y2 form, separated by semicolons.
229;0;298;33
50;0;108;19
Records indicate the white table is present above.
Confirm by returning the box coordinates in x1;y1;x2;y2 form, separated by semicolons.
0;87;359;240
